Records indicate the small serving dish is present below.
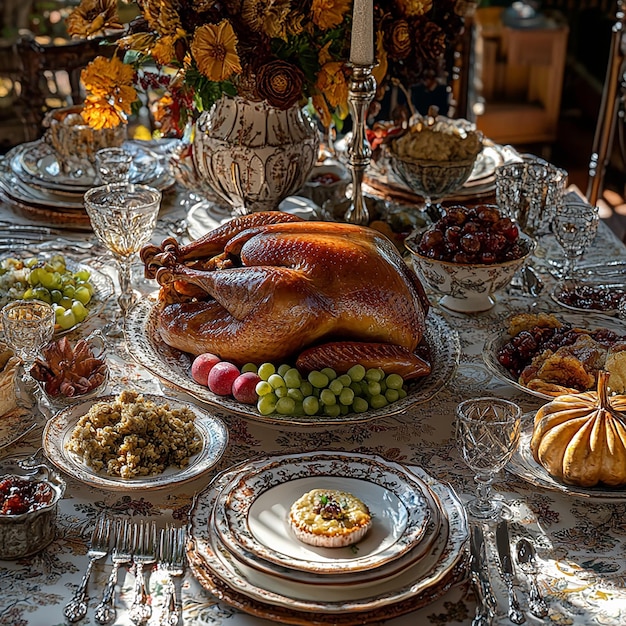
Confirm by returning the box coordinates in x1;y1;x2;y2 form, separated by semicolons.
0;452;66;559
300;162;350;209
551;280;626;316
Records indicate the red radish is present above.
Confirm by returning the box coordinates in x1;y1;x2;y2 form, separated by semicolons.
232;372;262;404
208;361;240;396
191;353;221;386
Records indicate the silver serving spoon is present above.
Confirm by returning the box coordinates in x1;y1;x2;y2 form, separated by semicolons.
516;538;549;618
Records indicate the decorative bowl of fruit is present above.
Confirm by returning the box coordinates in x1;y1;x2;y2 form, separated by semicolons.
405;205;536;313
0;452;66;559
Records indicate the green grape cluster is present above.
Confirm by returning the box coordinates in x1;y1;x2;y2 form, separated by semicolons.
17;255;94;330
246;362;407;417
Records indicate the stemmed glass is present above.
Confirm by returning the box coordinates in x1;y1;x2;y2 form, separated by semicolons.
551;201;600;280
1;300;55;407
95;147;133;184
456;397;522;520
83;183;162;330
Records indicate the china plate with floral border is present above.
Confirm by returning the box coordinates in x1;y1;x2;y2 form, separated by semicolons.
124;298;460;425
187;455;467;617
42;393;228;491
507;413;626;500
482;310;626;401
213;452;433;576
0;253;114;336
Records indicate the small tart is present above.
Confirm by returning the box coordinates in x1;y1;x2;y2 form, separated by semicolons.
288;488;372;548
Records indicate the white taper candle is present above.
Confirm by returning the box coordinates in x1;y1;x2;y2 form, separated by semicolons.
350;0;374;66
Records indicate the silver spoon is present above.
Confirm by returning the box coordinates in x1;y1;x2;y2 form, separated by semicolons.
516;538;549;618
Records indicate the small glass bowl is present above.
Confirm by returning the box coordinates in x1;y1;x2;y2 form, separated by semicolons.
0;453;66;559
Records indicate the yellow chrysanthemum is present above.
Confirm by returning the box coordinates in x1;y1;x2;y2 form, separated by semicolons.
81;56;135;98
142;0;183;37
81;95;126;130
191;21;242;82
151;36;178;65
241;0;291;39
311;0;350;30
66;0;122;39
395;0;433;18
315;61;348;115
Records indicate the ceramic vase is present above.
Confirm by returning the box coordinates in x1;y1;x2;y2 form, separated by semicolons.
193;95;319;214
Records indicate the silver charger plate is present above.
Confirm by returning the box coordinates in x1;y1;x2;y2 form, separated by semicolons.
10;140;165;192
507;414;626;499
188;455;467;615
213;452;433;576
482;310;626;401
124;298;460;425
42;393;228;491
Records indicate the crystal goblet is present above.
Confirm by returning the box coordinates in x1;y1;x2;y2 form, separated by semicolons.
551;201;600;281
83;184;162;323
1;300;55;407
456;397;521;520
95;147;133;184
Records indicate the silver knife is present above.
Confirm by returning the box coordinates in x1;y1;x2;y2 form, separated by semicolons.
469;524;496;626
496;520;526;624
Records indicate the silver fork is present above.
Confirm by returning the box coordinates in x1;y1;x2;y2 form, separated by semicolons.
64;515;111;623
129;520;158;625
94;518;132;625
158;526;187;626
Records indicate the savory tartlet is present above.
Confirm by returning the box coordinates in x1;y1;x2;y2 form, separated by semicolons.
288;488;372;548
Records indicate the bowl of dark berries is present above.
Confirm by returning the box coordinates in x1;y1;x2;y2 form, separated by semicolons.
0;453;66;559
405;204;535;313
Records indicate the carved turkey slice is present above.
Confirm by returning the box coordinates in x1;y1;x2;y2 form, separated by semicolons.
141;212;431;379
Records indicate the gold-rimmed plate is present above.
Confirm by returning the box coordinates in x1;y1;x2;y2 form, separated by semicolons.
42;393;228;491
124;298;460;426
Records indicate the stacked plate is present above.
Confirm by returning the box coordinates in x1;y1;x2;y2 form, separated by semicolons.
187;451;469;625
0;140;173;226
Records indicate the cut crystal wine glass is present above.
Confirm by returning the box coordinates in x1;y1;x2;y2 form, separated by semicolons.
456;397;521;520
95;147;133;184
1;300;55;407
552;201;600;281
83;183;161;326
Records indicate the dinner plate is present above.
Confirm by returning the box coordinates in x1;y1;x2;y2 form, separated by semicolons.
214;452;433;575
0;253;114;336
125;299;460;425
482;310;626;400
550;281;626;317
42;393;228;491
215;470;443;586
187;460;467;616
10;140;166;192
507;414;626;499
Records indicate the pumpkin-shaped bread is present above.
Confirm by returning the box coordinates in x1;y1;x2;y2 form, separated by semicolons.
530;371;626;487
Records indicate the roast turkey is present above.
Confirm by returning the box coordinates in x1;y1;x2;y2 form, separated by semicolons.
141;212;431;379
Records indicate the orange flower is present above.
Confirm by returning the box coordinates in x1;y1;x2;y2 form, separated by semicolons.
311;0;351;30
81;56;135;98
191;21;242;82
316;61;348;116
394;0;433;18
81;95;126;129
66;0;122;39
241;0;291;39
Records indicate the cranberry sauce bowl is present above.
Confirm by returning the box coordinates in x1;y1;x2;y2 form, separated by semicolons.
0;453;66;559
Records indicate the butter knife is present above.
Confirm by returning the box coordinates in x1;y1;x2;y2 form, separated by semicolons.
496;520;526;624
470;525;496;626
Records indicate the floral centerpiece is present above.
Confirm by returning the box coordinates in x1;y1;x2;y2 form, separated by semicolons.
67;0;471;135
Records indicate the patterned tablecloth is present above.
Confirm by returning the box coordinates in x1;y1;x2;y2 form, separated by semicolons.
1;179;626;626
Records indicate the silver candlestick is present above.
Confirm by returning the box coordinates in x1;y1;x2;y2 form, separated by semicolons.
344;63;376;225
